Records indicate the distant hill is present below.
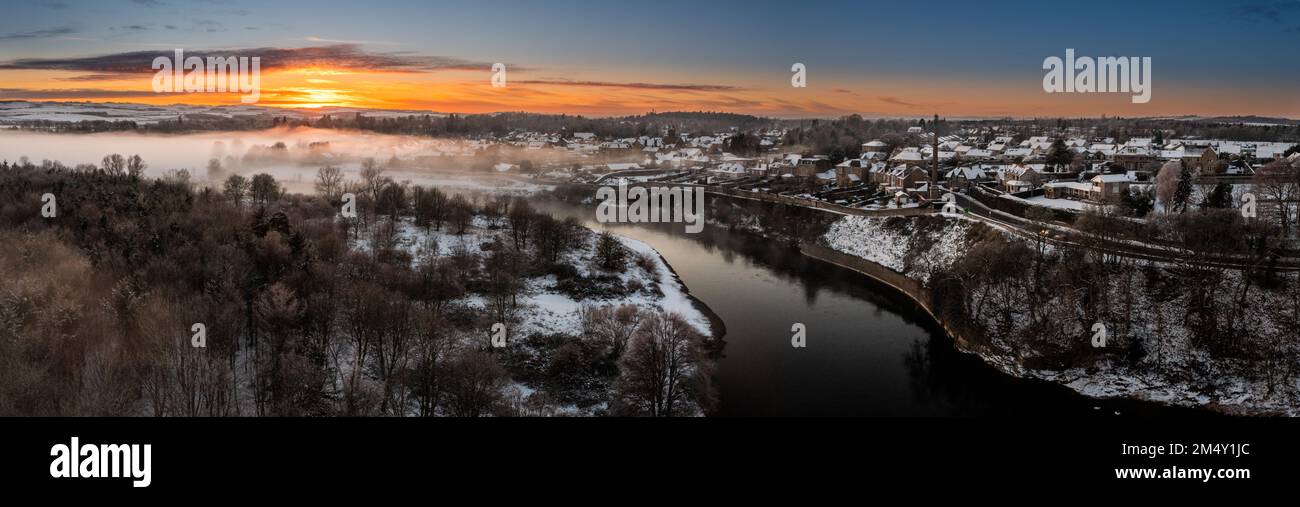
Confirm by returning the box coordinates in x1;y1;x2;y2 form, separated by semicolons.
0;101;446;125
1165;115;1300;126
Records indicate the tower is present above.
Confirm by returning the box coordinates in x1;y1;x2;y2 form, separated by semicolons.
930;129;940;200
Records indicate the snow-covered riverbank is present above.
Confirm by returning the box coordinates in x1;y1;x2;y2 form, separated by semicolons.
353;214;718;415
356;216;713;339
820;214;1300;416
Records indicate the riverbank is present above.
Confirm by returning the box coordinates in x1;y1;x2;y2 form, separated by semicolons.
628;237;728;344
811;214;1300;416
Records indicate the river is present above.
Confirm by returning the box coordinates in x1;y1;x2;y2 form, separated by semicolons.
538;199;1202;417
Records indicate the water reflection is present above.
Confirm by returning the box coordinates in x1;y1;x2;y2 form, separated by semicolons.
536;200;1204;417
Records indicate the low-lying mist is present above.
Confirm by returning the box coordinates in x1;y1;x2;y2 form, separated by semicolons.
0;126;582;194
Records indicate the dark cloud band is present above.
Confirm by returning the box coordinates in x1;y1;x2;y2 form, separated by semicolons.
0;44;494;74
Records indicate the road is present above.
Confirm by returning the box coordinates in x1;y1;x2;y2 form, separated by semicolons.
951;192;1300;272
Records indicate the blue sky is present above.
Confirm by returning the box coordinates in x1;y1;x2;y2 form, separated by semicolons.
2;0;1298;117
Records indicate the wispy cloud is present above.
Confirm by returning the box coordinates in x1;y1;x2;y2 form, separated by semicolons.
878;96;918;108
52;73;135;82
0;87;162;99
305;36;401;46
1228;0;1300;23
0;26;77;41
514;79;742;92
0;44;497;74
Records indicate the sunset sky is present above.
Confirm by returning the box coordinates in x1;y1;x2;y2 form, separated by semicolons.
2;0;1299;118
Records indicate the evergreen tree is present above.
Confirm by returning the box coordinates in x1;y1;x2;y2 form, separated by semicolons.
1172;163;1195;213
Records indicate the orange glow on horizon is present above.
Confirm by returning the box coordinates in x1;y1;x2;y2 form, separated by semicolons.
3;67;1298;119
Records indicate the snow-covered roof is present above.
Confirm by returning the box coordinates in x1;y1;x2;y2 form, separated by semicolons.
1045;181;1092;191
1092;173;1136;183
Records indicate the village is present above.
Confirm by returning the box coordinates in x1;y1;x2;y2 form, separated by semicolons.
475;118;1300;226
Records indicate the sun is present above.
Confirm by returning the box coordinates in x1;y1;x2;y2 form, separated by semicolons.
284;88;351;108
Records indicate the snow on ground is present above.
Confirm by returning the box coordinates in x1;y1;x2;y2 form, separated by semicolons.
821;215;975;283
264;165;553;196
822;217;909;272
501;234;712;339
1023;195;1092;211
616;236;712;335
819;213;1300;415
357;215;713;340
350;214;715;415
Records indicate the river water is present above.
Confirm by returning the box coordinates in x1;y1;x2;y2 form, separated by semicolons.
540;200;1200;417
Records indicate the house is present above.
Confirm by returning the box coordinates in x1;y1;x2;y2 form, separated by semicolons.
794;155;832;177
890;147;925;163
1044;180;1093;200
1107;138;1159;170
861;140;888;153
1043;173;1136;202
1090;173;1135;202
708;162;749;180
835;158;871;180
834;166;864;187
997;163;1042;190
1112;145;1157;170
1088;143;1117;157
1002;147;1033;160
866;162;893;185
1004;180;1035;193
945;165;988;189
1182;146;1218;172
887;165;928;189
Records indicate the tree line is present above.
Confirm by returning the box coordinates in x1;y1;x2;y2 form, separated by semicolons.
0;156;717;416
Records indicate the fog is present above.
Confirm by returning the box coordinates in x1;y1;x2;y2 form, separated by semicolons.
0;127;556;195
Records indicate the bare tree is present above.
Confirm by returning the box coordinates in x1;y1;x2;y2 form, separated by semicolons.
613;312;703;416
579;304;643;358
101;153;126;176
443;349;507;417
127;154;147;178
508;197;534;249
223;174;250;207
360;157;389;204
315;165;344;203
206;158;224;182
250;173;280;206
1155;159;1181;212
449;194;472;234
1256;160;1299;237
